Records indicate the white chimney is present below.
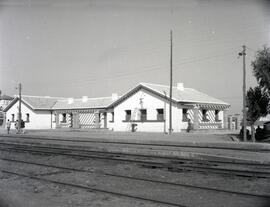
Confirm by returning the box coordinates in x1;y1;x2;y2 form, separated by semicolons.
177;83;184;91
112;93;118;101
82;96;88;103
68;98;74;104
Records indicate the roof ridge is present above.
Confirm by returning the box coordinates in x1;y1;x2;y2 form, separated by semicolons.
21;95;67;99
141;82;186;90
140;82;171;88
59;96;114;101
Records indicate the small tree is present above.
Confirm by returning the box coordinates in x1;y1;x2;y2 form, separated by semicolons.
252;46;270;96
246;86;269;141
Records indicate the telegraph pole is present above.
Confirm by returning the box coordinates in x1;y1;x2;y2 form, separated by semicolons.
239;45;247;142
18;83;22;133
163;91;167;134
169;30;173;135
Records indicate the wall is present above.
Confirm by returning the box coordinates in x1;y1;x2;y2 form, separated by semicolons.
198;109;224;129
5;101;52;129
113;88;182;132
106;109;114;131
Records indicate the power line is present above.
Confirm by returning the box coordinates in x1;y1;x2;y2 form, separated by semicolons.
59;47;238;87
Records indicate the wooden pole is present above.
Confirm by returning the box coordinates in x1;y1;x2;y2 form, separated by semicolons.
169;30;173;134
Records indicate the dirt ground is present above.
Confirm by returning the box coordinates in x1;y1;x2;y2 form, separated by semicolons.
0;146;270;207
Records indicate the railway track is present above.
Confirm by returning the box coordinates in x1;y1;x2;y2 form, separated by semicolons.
1;134;270;152
0;157;269;199
1;138;270;206
0;169;186;207
0;139;270;165
0;141;270;179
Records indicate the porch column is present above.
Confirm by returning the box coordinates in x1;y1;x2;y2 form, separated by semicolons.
228;115;233;130
223;109;228;129
234;114;241;130
55;112;60;128
72;112;80;129
193;106;199;130
103;112;107;129
94;111;100;128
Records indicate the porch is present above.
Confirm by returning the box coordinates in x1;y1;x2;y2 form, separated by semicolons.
54;109;108;129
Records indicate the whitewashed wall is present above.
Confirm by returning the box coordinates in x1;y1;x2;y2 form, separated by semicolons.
106;110;114;130
113;88;182;132
5;101;53;129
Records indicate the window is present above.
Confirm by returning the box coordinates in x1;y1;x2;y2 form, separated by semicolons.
125;110;131;121
182;109;189;122
26;113;30;122
140;109;147;121
11;114;14;122
215;110;220;122
111;112;114;122
202;109;209;122
156;109;164;121
62;113;66;123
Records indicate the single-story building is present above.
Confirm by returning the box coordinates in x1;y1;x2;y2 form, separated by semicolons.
3;82;230;132
108;83;230;132
3;95;116;130
3;95;62;129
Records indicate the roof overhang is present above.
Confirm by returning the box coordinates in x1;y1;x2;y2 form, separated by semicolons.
191;103;230;109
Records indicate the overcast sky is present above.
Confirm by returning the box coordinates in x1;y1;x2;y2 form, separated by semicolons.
0;0;270;114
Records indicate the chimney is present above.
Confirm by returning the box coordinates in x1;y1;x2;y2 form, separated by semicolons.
177;83;184;91
82;96;88;103
68;98;74;104
112;93;118;101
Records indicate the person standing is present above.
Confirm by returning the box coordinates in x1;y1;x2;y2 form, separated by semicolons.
186;119;192;133
21;119;25;134
15;120;19;133
6;119;11;134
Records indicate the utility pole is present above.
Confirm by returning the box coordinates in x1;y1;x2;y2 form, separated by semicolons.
239;45;247;142
169;30;173;135
18;83;22;133
163;91;167;134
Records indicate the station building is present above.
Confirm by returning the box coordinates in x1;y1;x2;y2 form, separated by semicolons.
3;82;230;132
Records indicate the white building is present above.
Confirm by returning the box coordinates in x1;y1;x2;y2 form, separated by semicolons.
108;83;230;132
3;83;230;132
3;96;61;129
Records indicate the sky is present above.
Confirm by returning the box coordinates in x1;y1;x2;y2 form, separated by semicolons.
0;0;270;114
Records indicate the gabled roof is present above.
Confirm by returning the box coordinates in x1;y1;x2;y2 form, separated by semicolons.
3;95;64;111
109;82;230;108
3;95;116;112
52;97;115;110
141;83;230;105
3;82;230;112
22;95;63;110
